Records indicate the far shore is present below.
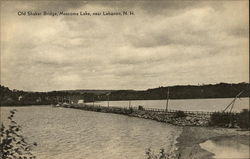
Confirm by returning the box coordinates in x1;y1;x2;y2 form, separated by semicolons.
0;105;50;107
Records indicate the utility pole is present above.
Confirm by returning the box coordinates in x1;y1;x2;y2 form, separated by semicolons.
107;93;110;107
165;87;170;112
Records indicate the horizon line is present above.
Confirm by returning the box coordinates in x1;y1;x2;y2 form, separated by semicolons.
1;81;249;93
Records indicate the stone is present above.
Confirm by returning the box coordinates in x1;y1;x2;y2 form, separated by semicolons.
185;116;190;120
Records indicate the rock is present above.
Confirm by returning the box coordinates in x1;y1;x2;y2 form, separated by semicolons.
186;116;192;120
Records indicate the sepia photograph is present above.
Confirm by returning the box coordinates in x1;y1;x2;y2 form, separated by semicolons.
0;0;249;159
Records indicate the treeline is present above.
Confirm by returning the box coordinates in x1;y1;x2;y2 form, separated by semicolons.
0;82;249;106
97;82;249;101
0;85;84;106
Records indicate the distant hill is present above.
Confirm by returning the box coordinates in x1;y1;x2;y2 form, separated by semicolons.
1;82;249;106
57;89;115;95
96;82;249;101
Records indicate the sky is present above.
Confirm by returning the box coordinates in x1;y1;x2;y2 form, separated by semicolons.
0;0;249;91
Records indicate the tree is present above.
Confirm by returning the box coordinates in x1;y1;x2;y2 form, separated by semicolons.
0;109;37;159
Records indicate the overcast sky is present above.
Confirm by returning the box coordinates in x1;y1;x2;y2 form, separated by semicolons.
1;0;249;91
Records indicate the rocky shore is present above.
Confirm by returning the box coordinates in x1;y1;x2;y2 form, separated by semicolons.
129;110;211;127
64;104;211;127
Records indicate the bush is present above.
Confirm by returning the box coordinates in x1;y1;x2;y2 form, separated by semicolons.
209;112;238;127
238;109;250;129
129;107;134;113
138;105;144;111
0;109;37;159
145;148;169;159
174;111;186;118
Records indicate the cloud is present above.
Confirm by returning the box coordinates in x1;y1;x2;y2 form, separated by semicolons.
125;3;248;48
0;0;248;91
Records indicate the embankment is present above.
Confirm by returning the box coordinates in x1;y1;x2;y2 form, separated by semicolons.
63;104;212;127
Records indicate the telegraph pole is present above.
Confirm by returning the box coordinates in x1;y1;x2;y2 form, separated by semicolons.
165;87;170;112
107;93;110;107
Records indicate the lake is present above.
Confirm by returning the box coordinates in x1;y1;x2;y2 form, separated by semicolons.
89;98;249;112
1;106;181;159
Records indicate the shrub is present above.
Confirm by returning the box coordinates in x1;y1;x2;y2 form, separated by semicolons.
238;109;250;129
174;111;186;118
129;107;134;113
0;109;37;159
145;148;168;159
138;105;144;111
209;112;238;127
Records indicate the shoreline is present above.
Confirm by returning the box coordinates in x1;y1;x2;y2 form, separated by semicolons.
174;126;250;159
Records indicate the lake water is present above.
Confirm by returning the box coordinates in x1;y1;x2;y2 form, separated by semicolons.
90;98;249;112
1;106;181;159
